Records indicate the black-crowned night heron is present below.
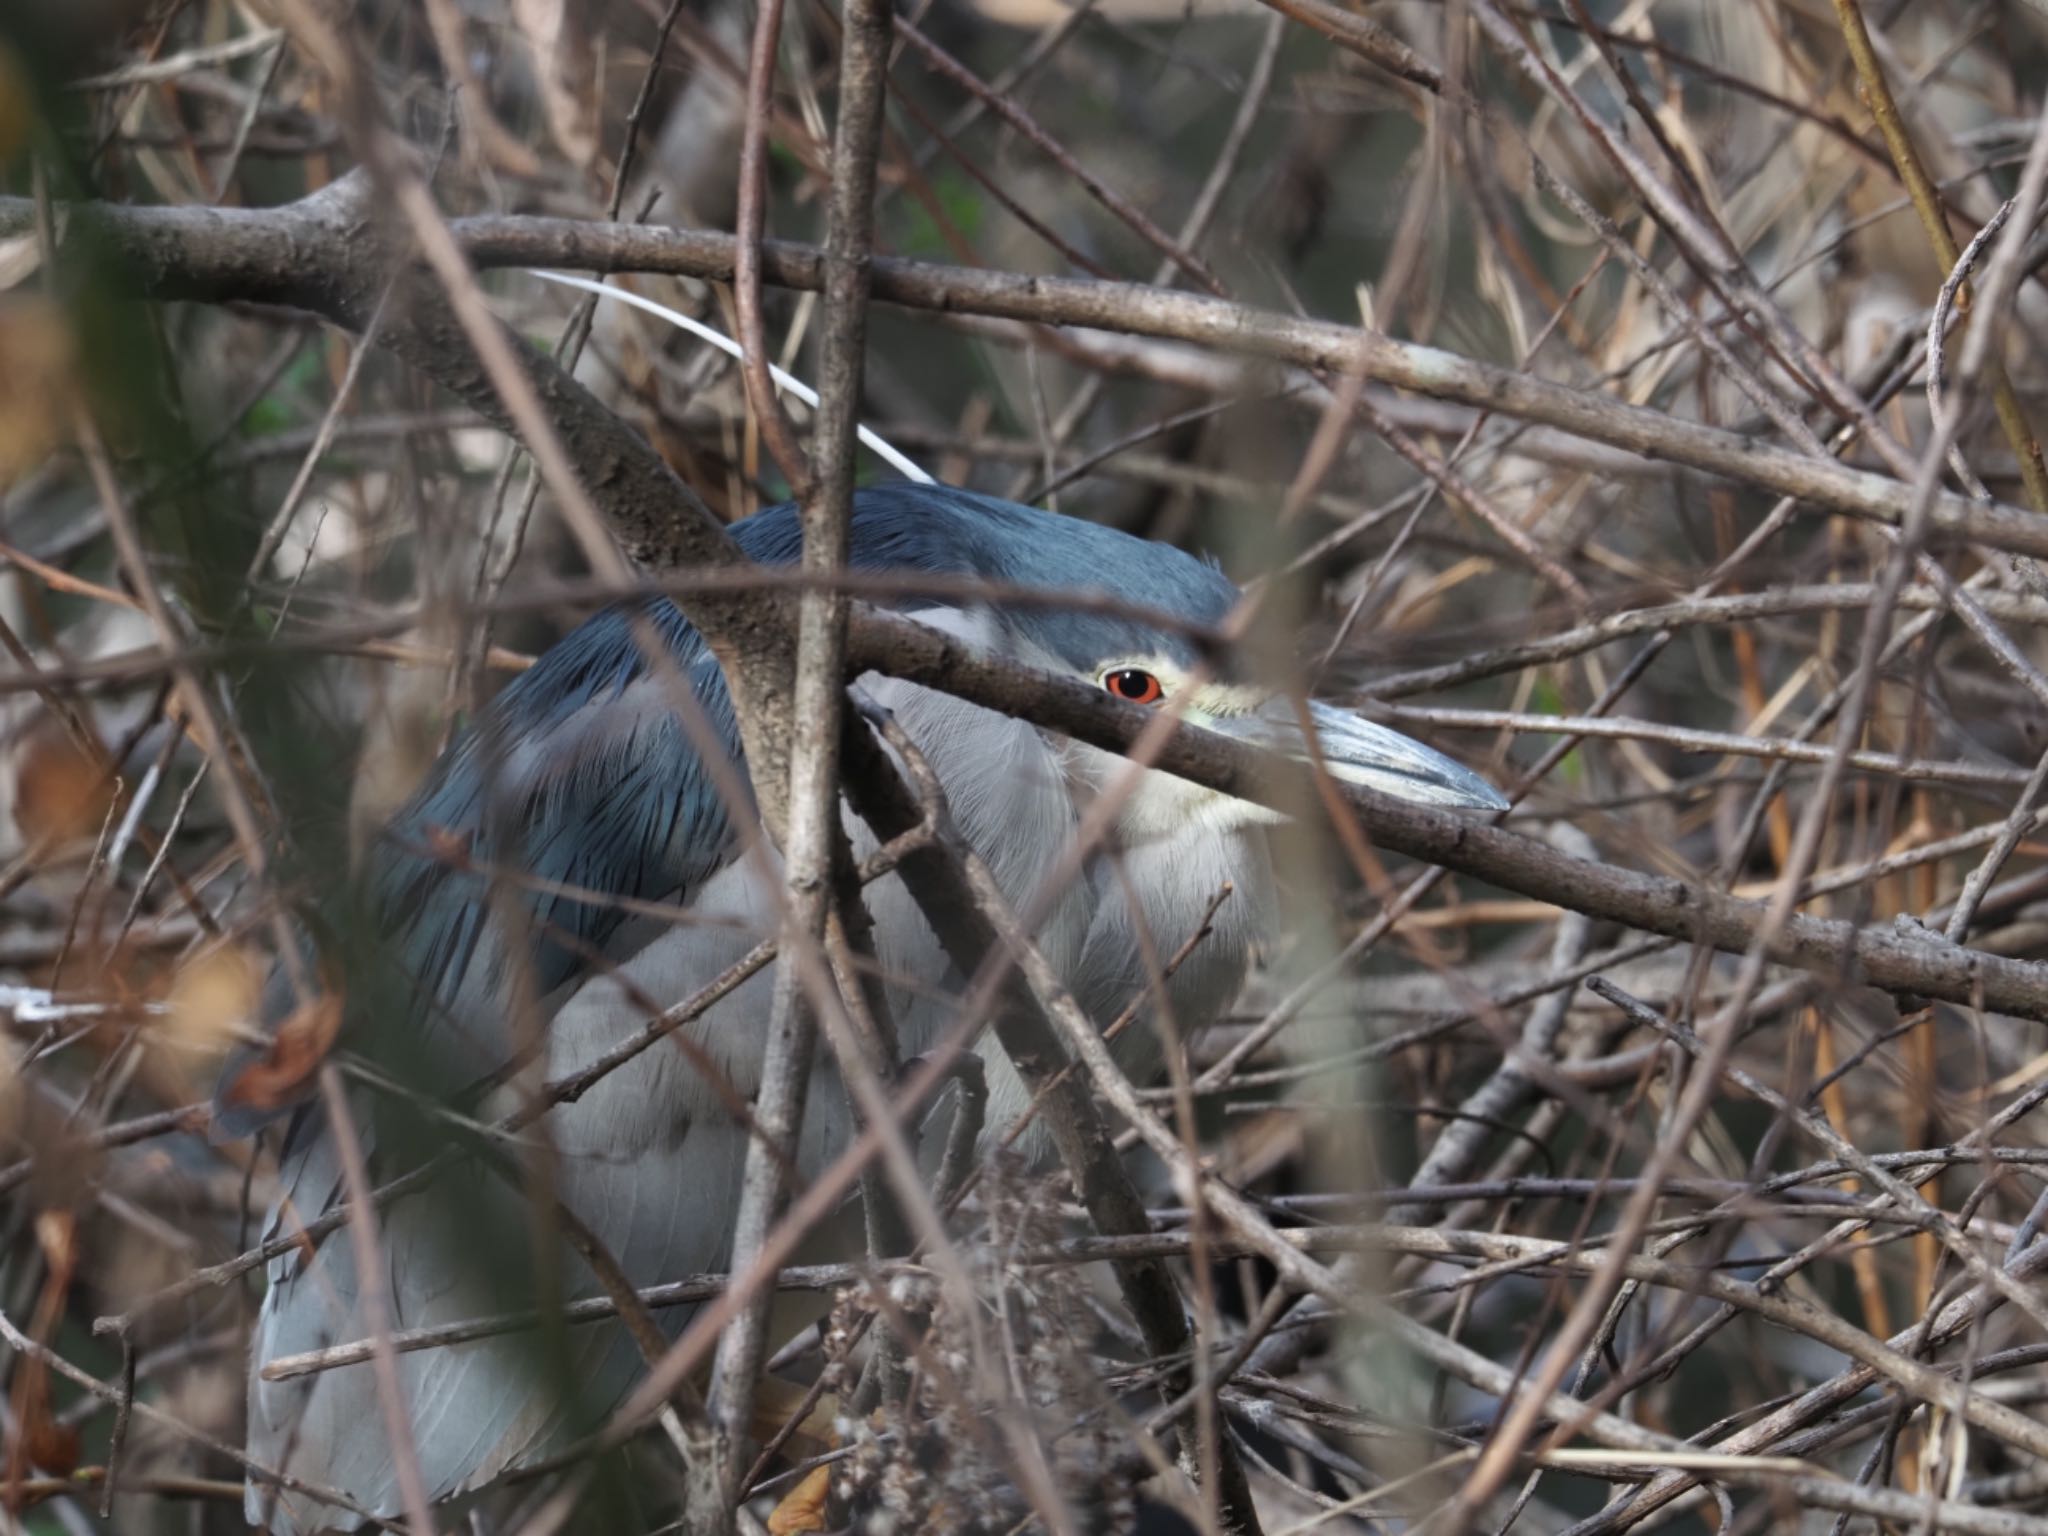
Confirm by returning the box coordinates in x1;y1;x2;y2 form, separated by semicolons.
216;482;1506;1531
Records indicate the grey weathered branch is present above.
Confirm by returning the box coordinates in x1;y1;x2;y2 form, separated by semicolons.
10;188;2048;557
705;0;907;1514
836;610;2048;1022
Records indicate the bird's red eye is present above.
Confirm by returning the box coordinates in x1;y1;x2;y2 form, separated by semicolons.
1105;668;1164;705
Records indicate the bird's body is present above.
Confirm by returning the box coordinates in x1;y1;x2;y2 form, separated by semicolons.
227;485;1500;1533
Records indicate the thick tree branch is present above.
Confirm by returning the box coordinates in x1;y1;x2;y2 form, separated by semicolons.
837;610;2048;1023
11;190;2048;557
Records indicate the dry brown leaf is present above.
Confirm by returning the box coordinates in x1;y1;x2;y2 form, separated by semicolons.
766;1464;834;1536
11;716;111;847
164;945;262;1058
13;1372;78;1481
218;991;342;1115
32;1211;73;1276
6;1212;81;1494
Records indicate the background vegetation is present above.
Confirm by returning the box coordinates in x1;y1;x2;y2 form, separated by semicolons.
7;0;2048;1531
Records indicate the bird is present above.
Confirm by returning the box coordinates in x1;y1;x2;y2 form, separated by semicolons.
216;481;1506;1532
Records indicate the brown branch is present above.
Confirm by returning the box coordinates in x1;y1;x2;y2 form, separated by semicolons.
706;0;895;1511
834;608;2048;1022
245;1149;2048;1366
0;1309;380;1524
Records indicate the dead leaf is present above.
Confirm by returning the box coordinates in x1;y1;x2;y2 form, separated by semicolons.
164;946;262;1058
11;715;111;847
766;1463;834;1536
6;1211;80;1499
32;1211;73;1277
218;991;342;1115
13;1372;78;1480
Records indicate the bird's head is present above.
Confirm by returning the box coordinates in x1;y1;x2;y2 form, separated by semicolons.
866;489;1508;839
1050;648;1508;841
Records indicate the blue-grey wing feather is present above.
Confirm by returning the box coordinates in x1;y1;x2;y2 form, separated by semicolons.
238;600;746;1533
374;598;743;1024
